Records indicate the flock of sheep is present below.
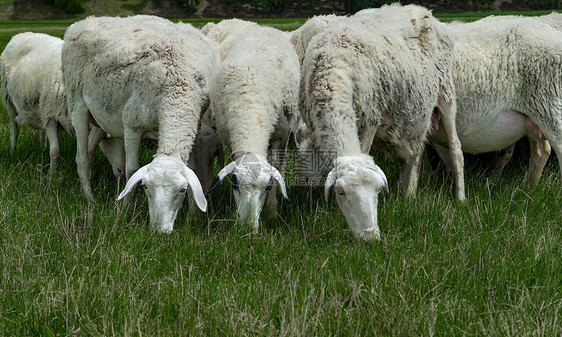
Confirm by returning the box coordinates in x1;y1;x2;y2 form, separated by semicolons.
1;4;561;240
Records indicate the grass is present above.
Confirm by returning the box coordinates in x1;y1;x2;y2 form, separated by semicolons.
1;16;562;336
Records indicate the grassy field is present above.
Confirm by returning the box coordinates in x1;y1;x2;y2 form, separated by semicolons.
1;17;562;336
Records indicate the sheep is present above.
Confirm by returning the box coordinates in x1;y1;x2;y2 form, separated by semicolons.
62;15;218;232
204;20;299;231
1;32;125;176
300;4;465;240
429;15;562;185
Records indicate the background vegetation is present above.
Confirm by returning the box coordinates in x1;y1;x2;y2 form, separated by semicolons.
38;0;562;16
1;15;561;336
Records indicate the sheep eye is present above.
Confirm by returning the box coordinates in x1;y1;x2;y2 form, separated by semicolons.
179;187;186;194
142;184;148;191
231;174;239;191
335;186;346;196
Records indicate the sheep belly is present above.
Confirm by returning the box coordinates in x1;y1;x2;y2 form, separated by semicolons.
435;109;531;154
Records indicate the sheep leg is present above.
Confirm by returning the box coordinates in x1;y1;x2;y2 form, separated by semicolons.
431;142;454;173
437;98;466;200
527;137;550;185
44;119;60;175
544;134;562;181
124;129;143;180
359;125;377;154
523;117;553;184
493;144;515;173
399;152;421;197
531;116;562;181
71;101;95;201
5;101;19;153
87;126;108;158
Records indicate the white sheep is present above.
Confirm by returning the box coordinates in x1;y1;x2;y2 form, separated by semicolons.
62;15;219;232
429;15;562;184
1;32;125;176
300;4;465;240
204;20;299;231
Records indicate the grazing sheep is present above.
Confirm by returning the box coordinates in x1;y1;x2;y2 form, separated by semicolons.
62;15;218;232
1;32;125;176
301;4;465;240
429;15;562;184
204;21;299;231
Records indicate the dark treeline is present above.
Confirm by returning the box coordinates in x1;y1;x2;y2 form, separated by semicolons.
48;0;561;15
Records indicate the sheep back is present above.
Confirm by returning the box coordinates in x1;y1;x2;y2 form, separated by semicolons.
62;15;218;161
302;5;453;160
211;27;300;156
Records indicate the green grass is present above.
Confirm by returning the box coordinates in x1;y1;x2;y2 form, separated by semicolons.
1;17;562;336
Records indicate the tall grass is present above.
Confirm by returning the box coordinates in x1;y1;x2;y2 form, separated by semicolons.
1;17;561;336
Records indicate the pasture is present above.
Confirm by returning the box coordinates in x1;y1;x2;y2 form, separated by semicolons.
1;17;561;336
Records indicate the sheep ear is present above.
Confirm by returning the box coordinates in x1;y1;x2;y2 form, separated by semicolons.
207;161;237;194
372;165;388;193
183;165;207;212
117;164;150;200
324;168;337;201
270;166;289;203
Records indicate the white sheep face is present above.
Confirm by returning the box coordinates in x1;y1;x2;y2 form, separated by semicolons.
118;155;207;233
210;153;288;232
232;161;273;231
142;160;189;233
325;156;387;241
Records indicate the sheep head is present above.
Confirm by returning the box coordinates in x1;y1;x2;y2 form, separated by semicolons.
208;153;288;232
325;155;388;241
98;137;126;178
117;154;207;233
